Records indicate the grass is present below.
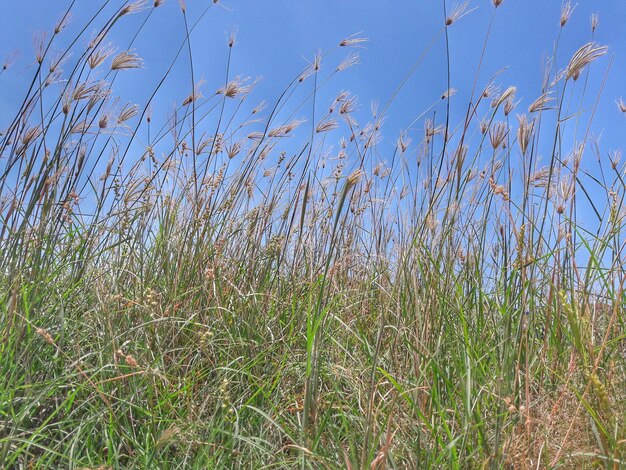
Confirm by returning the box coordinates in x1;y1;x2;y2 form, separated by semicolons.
1;0;625;468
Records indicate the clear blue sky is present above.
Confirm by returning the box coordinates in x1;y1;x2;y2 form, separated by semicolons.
1;1;625;221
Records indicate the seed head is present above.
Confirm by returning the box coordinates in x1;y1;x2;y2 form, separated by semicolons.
268;118;306;138
119;1;147;17
336;52;360;72
560;1;575;27
491;86;516;109
517;114;534;155
118;103;139;123
397;131;411;153
88;43;115;69
36;327;55;346
217;76;254;98
2;50;18;71
316;117;339;133
441;88;457;100
33;32;47;64
617;98;626;113
528;91;555;113
346;169;365;188
111;50;143;70
54;12;71;35
339;33;368;48
446;1;474;26
591;13;599;32
489;121;508;149
566;42;607;80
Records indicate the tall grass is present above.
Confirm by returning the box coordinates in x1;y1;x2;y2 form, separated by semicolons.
1;1;625;468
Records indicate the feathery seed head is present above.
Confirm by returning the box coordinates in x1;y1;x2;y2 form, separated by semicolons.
397;132;411;153
616;98;626;113
316;117;339;133
503;97;517;116
441;88;457;100
517;114;534;155
118;104;139;123
268;118;306;137
560;1;574;27
88;43;115;69
252;100;266;114
339;33;368;48
346;169;365;188
33;32;47;64
591;13;599;32
336;52;359;72
2;51;18;71
491;86;516;109
120;1;147;17
54;13;71;35
528;91;555;113
226;141;243;159
489;121;508;149
111;50;143;70
217;76;254;98
183;80;205;106
482;83;500;98
446;1;474;26
566;42;607;80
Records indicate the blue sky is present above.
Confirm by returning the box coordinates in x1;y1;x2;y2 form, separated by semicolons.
1;1;624;134
1;0;625;227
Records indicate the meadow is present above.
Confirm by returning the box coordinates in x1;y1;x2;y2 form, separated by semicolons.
0;1;625;468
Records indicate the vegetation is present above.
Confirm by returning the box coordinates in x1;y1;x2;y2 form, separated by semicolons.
0;1;624;468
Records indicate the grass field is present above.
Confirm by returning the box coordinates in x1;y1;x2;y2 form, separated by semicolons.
1;1;625;468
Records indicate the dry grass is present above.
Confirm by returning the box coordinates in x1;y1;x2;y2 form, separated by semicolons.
0;1;625;468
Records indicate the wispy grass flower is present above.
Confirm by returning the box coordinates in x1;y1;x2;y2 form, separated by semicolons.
591;13;599;32
316;117;339;133
217;76;254;98
517;114;534;155
339;33;368;47
529;91;555;113
336;52;359;72
445;1;475;26
560;1;575;27
566;42;607;80
489;121;508;149
88;43;115;69
491;86;516;109
111;50;143;70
